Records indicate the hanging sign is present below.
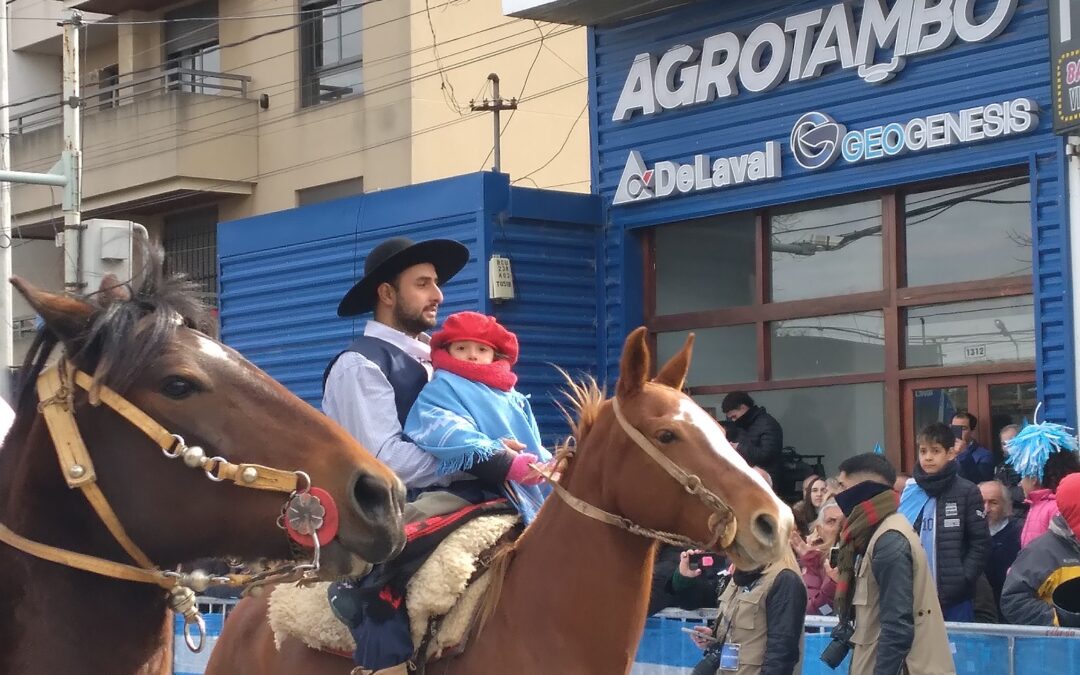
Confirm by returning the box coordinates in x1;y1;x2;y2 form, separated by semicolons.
1050;0;1080;133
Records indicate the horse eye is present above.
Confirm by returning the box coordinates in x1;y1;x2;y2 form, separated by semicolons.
656;429;677;444
161;377;198;400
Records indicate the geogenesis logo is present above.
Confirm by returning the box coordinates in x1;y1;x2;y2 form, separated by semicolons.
790;111;846;171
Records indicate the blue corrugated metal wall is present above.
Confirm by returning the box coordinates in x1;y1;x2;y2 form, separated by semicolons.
488;186;605;438
591;0;1075;424
218;172;603;444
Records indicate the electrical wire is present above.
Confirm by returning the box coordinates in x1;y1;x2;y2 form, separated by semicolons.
57;75;588;221
70;26;583;173
478;20;545;170
512;99;588;183
15;20;575;170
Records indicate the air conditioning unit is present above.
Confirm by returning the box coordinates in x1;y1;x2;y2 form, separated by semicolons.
79;219;149;289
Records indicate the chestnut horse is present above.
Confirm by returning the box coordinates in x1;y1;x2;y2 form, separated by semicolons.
0;250;406;675
206;327;794;675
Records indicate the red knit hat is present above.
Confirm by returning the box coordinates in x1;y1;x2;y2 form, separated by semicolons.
431;312;519;365
1056;472;1080;539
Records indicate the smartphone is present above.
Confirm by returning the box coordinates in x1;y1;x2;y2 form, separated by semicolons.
828;543;841;569
680;627;718;644
950;424;965;440
688;552;716;571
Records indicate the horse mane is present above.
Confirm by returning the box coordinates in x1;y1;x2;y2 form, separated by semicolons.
472;370;605;629
15;244;207;416
551;367;606;466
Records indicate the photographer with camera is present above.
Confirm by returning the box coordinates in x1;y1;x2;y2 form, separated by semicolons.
684;554;806;675
826;454;954;675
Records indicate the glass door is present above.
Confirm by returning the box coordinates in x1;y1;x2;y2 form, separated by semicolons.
903;377;978;470
902;373;1035;472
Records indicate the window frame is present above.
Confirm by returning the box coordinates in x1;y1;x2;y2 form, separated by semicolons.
300;0;364;108
645;166;1034;463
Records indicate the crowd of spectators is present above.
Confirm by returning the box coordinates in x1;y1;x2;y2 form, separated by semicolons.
654;403;1080;675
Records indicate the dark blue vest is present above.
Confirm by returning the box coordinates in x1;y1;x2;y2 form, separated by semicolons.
323;335;428;427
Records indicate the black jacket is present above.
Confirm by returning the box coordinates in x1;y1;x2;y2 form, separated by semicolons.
648;545;684;616
1001;515;1080;626
732;406;784;481
913;462;992;608
870;530;916;675
986;518;1022;605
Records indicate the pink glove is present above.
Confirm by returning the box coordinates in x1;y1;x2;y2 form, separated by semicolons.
507;453;542;485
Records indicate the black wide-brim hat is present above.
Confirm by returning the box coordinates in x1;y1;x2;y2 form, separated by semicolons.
337;237;470;317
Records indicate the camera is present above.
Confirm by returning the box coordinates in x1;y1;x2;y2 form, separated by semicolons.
819;621;855;669
691;645;723;675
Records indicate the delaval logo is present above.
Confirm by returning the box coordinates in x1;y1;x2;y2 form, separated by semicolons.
790;111;847;170
613;143;781;205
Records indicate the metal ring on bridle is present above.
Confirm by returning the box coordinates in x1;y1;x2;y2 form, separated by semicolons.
203;457;228;482
293;471;312;494
183;614;206;652
163;434;186;459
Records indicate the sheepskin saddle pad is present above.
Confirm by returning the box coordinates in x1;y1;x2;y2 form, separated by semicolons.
268;512;520;660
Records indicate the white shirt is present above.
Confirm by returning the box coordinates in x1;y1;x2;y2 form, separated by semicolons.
322;320;451;489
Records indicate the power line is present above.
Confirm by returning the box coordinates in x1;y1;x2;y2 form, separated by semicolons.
513;99;588;184
24;75;588;224
72;24;582;173
15;20;570;170
478;21;545;170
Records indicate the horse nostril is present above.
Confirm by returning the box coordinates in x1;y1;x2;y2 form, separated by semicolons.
752;513;778;546
350;471;396;522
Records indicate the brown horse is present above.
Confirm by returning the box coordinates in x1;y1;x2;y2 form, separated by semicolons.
206;327;794;675
0;251;406;675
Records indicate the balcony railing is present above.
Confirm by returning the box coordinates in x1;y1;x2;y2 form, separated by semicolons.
9;65;251;135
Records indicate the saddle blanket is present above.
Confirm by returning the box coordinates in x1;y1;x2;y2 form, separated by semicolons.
268;512;519;662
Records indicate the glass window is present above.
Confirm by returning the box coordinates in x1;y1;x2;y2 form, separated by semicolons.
905;295;1035;368
770;198;882;302
302;0;363;107
657;326;757;386
695;382;885;480
655;212;756;314
771;312;885;379
905;177;1031;287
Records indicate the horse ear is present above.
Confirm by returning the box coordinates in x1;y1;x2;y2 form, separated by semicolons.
654;332;694;391
616;327;652;399
10;277;93;347
94;274;131;306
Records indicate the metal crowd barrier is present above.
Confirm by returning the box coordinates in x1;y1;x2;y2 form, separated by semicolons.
176;601;1080;675
632;610;1080;675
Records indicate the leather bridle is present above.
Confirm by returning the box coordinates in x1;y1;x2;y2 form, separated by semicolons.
540;397;738;551
0;360;332;651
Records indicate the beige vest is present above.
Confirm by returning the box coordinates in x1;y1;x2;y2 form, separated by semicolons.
711;565;804;675
850;513;956;675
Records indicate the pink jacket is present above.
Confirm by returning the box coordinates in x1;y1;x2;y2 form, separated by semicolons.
800;549;838;616
1020;489;1059;547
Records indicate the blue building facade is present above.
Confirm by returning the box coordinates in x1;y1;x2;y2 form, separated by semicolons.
590;0;1073;471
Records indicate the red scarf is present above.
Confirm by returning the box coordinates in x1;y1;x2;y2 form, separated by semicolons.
431;349;518;391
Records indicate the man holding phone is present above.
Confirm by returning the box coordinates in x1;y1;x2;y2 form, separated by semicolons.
952;411;994;484
684;554;806;675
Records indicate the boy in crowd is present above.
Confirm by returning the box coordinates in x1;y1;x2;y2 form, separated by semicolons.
901;423;991;621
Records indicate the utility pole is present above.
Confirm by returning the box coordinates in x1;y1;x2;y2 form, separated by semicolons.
61;9;83;294
0;8;83;402
470;73;517;173
1;0;13;403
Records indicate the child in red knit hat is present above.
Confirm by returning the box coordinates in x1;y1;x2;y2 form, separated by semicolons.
404;311;552;523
